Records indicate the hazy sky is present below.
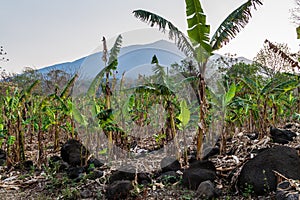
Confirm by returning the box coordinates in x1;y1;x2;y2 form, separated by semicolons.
0;0;299;73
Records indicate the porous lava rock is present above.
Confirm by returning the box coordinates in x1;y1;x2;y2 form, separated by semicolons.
237;146;300;195
61;139;89;166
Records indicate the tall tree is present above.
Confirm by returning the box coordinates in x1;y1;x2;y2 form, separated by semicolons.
291;0;300;38
0;46;9;62
254;41;300;77
133;0;262;159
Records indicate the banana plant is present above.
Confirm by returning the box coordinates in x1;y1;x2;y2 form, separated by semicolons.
87;35;123;154
1;88;20;165
46;74;82;151
133;0;262;159
207;81;237;153
0;80;39;165
177;99;191;164
240;75;300;137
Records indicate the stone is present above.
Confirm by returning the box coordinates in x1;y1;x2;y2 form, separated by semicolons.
67;166;85;180
87;157;104;168
276;191;300;200
48;155;69;171
237;146;300;196
137;172;152;185
246;132;259;140
203;146;220;160
0;159;5;166
160;156;181;172
182;160;216;190
80;190;93;199
23;160;34;170
109;164;151;185
196;180;220;200
270;127;297;144
109;164;136;183
0;149;6;160
105;180;133;200
48;156;62;167
276;180;300;200
87;169;104;180
61;139;89;166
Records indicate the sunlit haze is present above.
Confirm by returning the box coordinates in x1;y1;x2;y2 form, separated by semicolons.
0;0;299;73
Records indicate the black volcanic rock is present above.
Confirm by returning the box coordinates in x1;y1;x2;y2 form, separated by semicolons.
108;164;136;184
196;180;220;200
67;166;85;180
86;169;104;180
0;149;6;166
182;160;216;190
246;132;259;140
237;146;300;195
276;180;300;200
106;180;133;200
61;139;89;166
87;157;104;168
270;127;297;144
48;155;69;172
160;156;181;172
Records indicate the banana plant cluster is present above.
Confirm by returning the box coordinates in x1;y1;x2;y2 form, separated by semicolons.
133;0;263;159
218;63;300;140
0;74;81;167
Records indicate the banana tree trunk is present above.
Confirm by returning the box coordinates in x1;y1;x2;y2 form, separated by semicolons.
298;87;300;114
196;74;207;160
18;113;25;162
37;117;44;167
105;73;113;155
166;99;180;159
54;112;59;151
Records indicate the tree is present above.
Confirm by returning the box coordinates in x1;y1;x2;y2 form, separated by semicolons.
0;46;9;62
291;0;300;38
254;40;300;77
42;69;71;94
133;0;262;159
7;67;42;92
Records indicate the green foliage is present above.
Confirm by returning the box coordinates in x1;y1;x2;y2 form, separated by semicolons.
242;183;254;198
107;34;122;69
185;0;211;54
211;0;263;50
177;100;191;129
132;10;195;58
61;186;80;200
87;34;123;98
134;0;263;160
219;61;300;136
224;83;236;106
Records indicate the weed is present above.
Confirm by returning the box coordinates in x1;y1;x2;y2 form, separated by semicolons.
181;190;194;200
242;183;254;198
131;183;145;197
61;186;80;200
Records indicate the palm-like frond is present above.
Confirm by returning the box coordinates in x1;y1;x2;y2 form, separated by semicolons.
133;10;195;58
264;39;300;69
87;36;123;97
185;0;211;54
20;80;40;101
60;74;78;99
210;0;262;50
240;77;260;95
108;34;122;67
87;64;109;98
